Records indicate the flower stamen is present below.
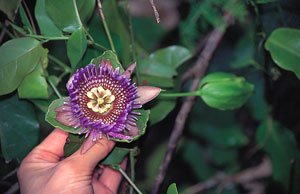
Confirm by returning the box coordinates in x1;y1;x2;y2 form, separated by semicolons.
86;86;115;114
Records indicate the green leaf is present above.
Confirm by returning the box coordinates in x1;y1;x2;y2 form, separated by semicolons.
45;0;81;32
76;0;95;24
0;95;39;162
45;97;82;133
64;134;85;157
19;5;32;32
265;28;300;79
67;27;87;70
90;50;124;72
18;48;49;99
102;147;130;165
167;183;178;194
139;46;191;79
256;119;300;194
140;74;174;88
0;0;21;20
140;58;177;78
190;101;248;148
254;0;277;4
209;147;238;166
0;38;43;95
230;31;256;69
35;0;62;37
182;140;214;179
18;64;49;99
149;99;176;125
103;0;132;65
132;17;166;50
149;46;192;68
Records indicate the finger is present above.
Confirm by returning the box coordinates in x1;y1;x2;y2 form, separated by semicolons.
98;158;128;193
32;128;68;162
69;136;115;171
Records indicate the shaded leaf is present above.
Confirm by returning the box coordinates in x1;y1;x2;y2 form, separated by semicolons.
35;0;62;36
149;99;176;125
0;38;43;95
140;74;174;88
265;28;300;79
0;95;39;162
256;119;300;194
0;0;21;20
19;5;32;32
103;0;132;65
102;147;130;165
190;101;248;148
67;27;87;70
64;134;85;157
182;140;214;179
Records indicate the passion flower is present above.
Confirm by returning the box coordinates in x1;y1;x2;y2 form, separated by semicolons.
55;60;160;141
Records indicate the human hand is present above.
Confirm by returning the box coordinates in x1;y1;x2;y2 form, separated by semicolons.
18;128;125;194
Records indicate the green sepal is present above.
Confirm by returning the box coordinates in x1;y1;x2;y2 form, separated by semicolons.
90;50;124;73
45;97;82;133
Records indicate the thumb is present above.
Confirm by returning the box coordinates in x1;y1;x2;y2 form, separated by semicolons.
68;135;115;171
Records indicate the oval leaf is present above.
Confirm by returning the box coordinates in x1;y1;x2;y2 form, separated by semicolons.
67;27;87;69
0;37;43;95
256;119;300;193
45;0;82;32
265;28;300;79
0;95;39;162
102;147;130;165
149;46;192;68
35;0;62;36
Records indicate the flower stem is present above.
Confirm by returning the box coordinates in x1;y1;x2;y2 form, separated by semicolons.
113;165;143;194
47;78;62;98
97;0;116;52
48;55;72;73
159;91;199;98
129;148;137;194
25;34;69;41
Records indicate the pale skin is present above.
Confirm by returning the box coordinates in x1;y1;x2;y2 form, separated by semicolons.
18;128;125;194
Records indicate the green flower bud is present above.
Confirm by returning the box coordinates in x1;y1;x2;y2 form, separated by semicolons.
197;72;254;110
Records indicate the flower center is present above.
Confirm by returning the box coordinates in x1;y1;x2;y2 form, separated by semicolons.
86;86;115;114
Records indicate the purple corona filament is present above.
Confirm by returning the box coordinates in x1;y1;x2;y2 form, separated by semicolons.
55;60;161;141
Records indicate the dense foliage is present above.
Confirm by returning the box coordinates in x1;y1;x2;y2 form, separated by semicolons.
1;0;300;193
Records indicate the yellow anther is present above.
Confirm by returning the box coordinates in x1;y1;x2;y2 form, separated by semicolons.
86;85;115;113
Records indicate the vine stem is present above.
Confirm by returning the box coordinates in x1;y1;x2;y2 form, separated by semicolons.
129;149;136;194
151;13;234;194
47;78;62;98
115;165;143;194
97;0;116;52
48;55;72;73
159;92;198;98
